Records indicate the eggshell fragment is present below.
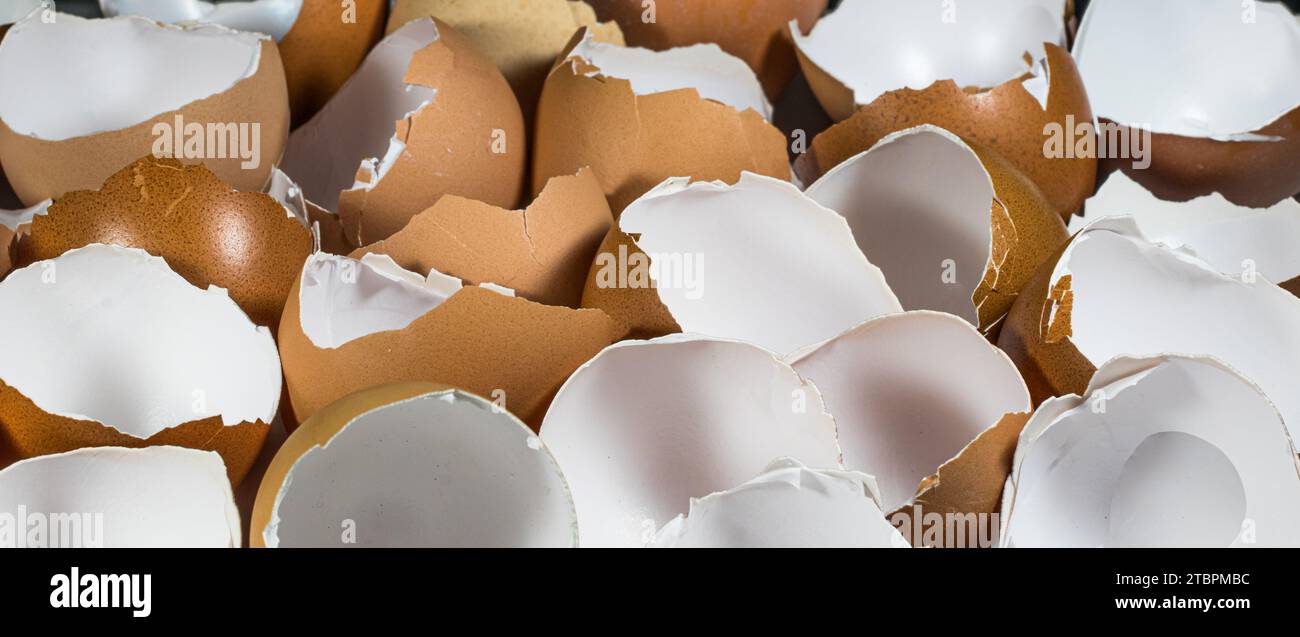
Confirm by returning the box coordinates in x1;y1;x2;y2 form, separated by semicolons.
14;156;312;329
789;311;1031;515
278;252;620;431
0;245;281;484
1073;171;1300;290
1074;0;1300;207
282;18;526;246
251;382;576;548
0;198;48;279
355;167;612;308
587;0;828;99
1002;356;1300;548
998;218;1300;445
533;29;790;213
539;335;843;547
0;446;241;548
265;166;353;256
805;125;1068;334
797;43;1094;220
650;458;904;549
0;13;289;205
100;0;388;127
0;0;41;37
387;0;624;126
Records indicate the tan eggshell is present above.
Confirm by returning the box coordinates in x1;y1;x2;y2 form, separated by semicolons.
579;227;680;339
587;0;828;99
279;262;623;431
532;29;790;213
332;19;527;245
355;167;613;308
387;0;624;126
279;0;388;127
0;24;289;207
796;44;1095;220
14;156;311;329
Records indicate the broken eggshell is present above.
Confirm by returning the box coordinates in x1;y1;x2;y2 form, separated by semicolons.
278;251;621;431
354;167;613;308
251;382;576;548
533;28;790;213
0;244;281;484
14;156;313;329
100;0;388;127
998;217;1300;446
804;125;1069;335
1002;355;1300;548
539;335;843;547
0;446;242;548
650;458;904;549
0;12;289;206
581;172;901;356
265;166;354;256
281;17;526;246
1074;0;1300;207
0;198;49;279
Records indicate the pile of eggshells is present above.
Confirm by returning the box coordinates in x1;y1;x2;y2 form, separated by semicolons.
0;0;1298;549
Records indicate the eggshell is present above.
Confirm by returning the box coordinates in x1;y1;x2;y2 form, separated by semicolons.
539;335;843;547
281;18;527;246
797;43;1095;219
0;245;281;484
650;458;904;549
14;156;312;329
0;13;289;206
278;252;621;431
264;166;354;256
0;198;48;279
582;172;901;356
251;382;576;547
1074;0;1300;207
387;0;624;126
0;446;241;548
533;29;790;213
805;125;1068;335
1002;356;1300;547
998;218;1300;446
587;0;829;99
355;167;613;308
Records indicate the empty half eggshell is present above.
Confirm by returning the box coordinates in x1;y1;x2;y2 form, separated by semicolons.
0;13;289;206
100;0;388;127
0;244;281;484
533;29;790;213
0;446;241;548
789;311;1031;529
355;167;613;308
998;217;1300;444
251;382;576;548
281;17;526;246
650;458;904;549
14;156;312;329
1002;355;1300;548
805;125;1068;335
1074;0;1300;207
278;252;620;431
582;172;901;356
387;0;624;126
1073;170;1300;290
539;335;843;547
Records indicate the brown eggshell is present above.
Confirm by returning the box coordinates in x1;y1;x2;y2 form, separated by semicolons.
796;44;1096;220
279;268;623;431
0;378;268;485
15;156;312;329
533;30;790;213
579;227;681;339
0;40;289;207
335;18;527;245
279;0;388;127
355;167;613;308
587;0;828;99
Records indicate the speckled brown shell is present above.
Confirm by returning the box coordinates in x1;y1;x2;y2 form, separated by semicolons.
796;44;1096;220
280;0;388;127
16;156;312;330
579;227;681;339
